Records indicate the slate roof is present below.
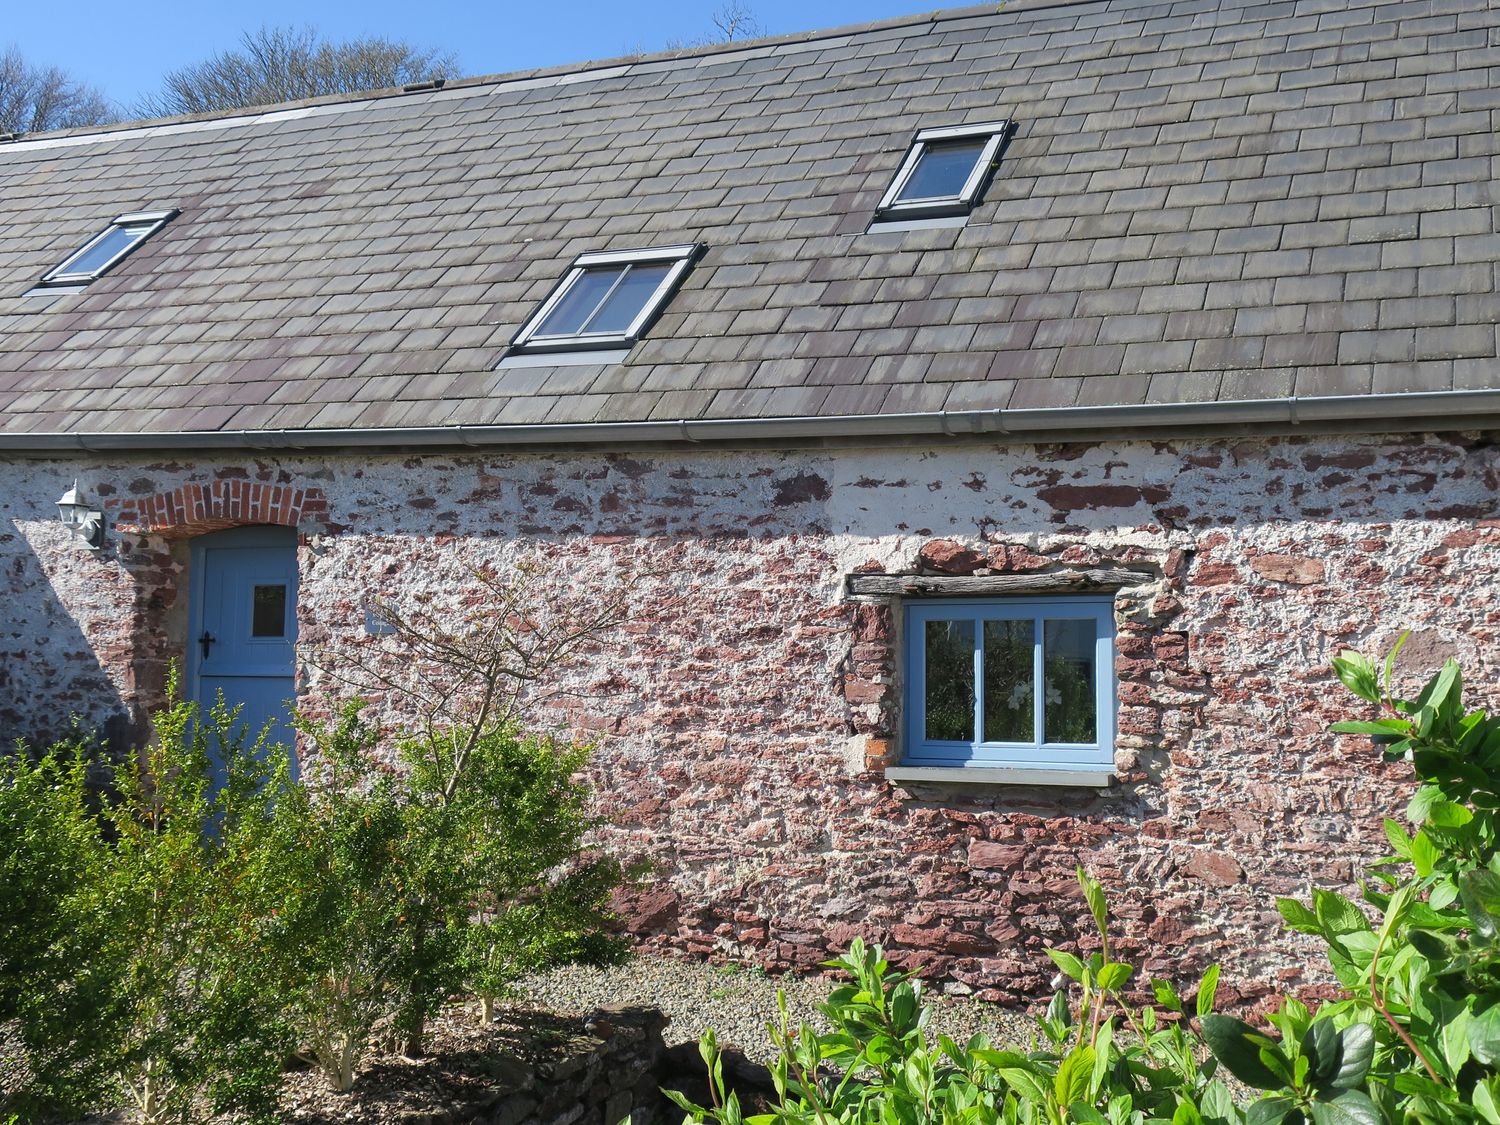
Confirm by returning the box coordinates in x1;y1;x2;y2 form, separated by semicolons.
1;0;1498;445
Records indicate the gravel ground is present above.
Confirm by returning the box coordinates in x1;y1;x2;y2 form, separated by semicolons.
516;954;1040;1061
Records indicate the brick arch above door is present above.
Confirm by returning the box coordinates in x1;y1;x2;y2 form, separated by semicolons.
110;480;328;539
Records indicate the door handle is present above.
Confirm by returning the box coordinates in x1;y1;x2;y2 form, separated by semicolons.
199;631;216;660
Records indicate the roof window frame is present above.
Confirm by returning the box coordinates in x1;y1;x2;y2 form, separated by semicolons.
508;243;705;356
38;209;180;287
874;121;1013;222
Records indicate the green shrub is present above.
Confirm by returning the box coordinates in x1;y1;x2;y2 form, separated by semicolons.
2;681;307;1124
0;734;117;1116
456;726;629;1025
1200;641;1500;1124
668;874;1231;1125
286;704;626;1089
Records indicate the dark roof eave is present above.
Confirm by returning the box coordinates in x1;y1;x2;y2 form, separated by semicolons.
4;390;1500;455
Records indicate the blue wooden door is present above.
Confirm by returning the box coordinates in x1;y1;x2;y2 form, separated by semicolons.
188;526;299;776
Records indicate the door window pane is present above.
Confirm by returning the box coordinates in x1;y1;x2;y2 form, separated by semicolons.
1044;618;1097;744
251;584;288;637
924;619;974;742
982;619;1034;743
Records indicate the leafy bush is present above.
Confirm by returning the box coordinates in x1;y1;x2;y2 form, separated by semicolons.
668;872;1231;1125
2;682;306;1124
0;734;118;1115
3;683;625;1115
1200;641;1500;1124
285;704;627;1089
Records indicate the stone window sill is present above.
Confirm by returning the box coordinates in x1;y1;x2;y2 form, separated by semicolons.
884;765;1116;789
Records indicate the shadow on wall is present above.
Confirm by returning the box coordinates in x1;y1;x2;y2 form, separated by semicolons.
0;518;134;754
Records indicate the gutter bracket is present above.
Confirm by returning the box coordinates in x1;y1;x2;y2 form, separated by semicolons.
1287;395;1300;426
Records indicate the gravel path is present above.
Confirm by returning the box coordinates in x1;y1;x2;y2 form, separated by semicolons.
516;954;1039;1061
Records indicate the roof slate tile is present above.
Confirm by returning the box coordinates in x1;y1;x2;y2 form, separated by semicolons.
0;0;1492;439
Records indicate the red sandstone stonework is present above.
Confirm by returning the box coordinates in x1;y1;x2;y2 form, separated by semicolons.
3;433;1496;1005
1251;555;1326;585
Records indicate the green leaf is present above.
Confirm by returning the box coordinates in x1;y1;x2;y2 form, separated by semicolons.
1047;948;1086;982
1382;819;1413;859
1417;661;1462;721
891;982;917;1034
1201;1015;1286;1090
1079;867;1108;935
1425;801;1474;829
1474;1077;1500;1125
998;1064;1051;1107
1302;1019;1338;1085
1172;1100;1203;1125
1152;978;1184;1012
1383;634;1408;697
1200;1082;1238;1123
1469;1006;1500;1068
1313;889;1371;936
1328;1024;1374;1090
1332;652;1381;704
1461;869;1500;944
1196;964;1221;1018
1441;1007;1471;1074
1307;1089;1381;1125
1277;898;1322;935
1097;962;1134;992
1245;1096;1298;1125
1055;1045;1096;1107
1329;720;1410;736
1411;831;1440;878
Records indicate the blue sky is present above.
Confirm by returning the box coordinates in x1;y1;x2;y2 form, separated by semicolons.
9;0;935;112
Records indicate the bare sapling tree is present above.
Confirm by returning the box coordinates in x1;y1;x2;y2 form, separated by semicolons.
665;2;764;50
314;558;629;804
0;46;113;134
135;25;457;118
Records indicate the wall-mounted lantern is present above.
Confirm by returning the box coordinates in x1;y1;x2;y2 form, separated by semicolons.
56;481;106;550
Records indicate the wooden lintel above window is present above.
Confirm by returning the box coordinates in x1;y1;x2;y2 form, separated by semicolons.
846;568;1152;598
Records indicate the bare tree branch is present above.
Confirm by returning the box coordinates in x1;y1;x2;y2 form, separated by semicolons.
134;25;457;118
304;559;629;804
665;3;764;50
0;46;114;135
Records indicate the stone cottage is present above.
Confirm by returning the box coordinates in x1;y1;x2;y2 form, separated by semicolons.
3;0;1498;1003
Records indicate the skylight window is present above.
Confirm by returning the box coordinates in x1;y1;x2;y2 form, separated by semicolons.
38;209;179;287
875;122;1012;221
509;245;703;354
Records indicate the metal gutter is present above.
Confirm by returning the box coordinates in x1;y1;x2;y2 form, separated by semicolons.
4;389;1500;455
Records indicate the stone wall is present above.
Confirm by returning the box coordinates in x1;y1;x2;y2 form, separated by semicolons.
478;1006;668;1125
2;431;1497;1005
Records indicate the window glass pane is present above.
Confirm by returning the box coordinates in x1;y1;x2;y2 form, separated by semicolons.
982;619;1034;743
56;224;148;277
251;584;288;638
895;138;988;202
1044;619;1097;744
583;262;673;334
533;265;627;336
924;619;974;742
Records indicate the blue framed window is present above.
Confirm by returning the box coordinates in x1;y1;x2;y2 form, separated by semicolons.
903;597;1115;769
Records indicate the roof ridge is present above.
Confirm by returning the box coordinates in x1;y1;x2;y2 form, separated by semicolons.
1;0;1098;150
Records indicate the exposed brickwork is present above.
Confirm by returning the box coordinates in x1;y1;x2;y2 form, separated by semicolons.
3;433;1498;1007
111;479;328;537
